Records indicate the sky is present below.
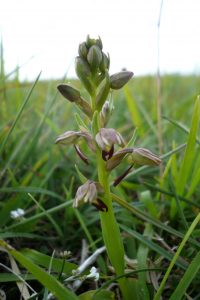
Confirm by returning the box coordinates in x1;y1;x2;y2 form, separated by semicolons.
0;0;200;80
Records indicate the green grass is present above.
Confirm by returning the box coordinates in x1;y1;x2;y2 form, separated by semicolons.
0;65;200;299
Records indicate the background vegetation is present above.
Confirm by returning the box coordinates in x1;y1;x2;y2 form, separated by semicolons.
1;56;200;299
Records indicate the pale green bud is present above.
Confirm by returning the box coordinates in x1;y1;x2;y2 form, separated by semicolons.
75;56;91;77
75;56;94;96
87;45;103;71
99;52;110;72
86;35;96;48
100;100;113;126
78;42;88;59
110;71;133;89
95;36;103;50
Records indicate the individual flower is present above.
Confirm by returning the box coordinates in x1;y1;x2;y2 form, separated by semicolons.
95;128;125;160
130;148;161;166
10;208;25;219
55;130;95;164
55;130;83;145
73;180;107;211
86;266;100;281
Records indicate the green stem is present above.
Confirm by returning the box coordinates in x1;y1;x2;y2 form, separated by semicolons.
96;148;131;300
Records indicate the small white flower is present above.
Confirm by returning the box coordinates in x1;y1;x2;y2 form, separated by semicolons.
10;208;25;219
86;266;99;281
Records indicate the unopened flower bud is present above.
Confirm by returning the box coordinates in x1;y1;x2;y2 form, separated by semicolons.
100;100;113;126
110;71;133;90
75;57;94;96
75;56;91;77
95;128;125;153
86;35;97;48
78;42;88;59
57;84;92;118
99;52;110;72
130;148;161;166
57;84;81;102
87;45;103;71
95;36;103;50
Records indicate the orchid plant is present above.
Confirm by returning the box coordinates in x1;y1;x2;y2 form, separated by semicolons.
56;35;161;299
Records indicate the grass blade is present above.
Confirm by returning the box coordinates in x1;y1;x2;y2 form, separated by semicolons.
120;225;187;270
124;86;144;136
0;71;41;157
0;240;79;300
153;211;200;300
177;96;200;195
169;250;200;300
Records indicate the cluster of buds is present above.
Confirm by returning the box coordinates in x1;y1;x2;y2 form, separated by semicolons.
56;35;161;210
57;35;134;116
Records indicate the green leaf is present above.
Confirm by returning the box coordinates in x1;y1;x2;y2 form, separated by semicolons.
137;224;153;300
0;273;35;283
21;248;77;276
78;290;115;300
120;224;187;270
0;241;79;300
